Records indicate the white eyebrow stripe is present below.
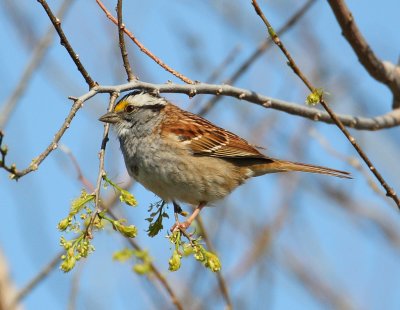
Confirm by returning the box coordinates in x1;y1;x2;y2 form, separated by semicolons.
128;93;167;107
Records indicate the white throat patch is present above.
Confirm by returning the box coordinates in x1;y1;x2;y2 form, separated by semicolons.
114;92;167;112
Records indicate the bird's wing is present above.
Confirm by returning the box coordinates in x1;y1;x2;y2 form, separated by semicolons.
162;105;266;159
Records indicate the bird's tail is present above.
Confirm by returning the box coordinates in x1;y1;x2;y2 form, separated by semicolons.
252;159;351;179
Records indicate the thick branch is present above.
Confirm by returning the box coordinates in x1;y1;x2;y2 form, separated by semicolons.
327;0;400;108
94;81;400;131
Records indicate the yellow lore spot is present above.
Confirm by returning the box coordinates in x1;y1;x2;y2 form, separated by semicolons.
114;100;129;112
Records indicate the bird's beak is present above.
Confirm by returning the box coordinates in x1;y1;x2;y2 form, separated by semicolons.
99;111;120;124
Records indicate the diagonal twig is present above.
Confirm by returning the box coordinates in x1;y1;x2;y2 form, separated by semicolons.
0;0;75;128
9;250;63;308
251;0;400;209
196;216;232;309
106;210;184;310
326;0;400;109
198;0;317;115
96;0;193;84
86;92;119;238
116;0;135;82
37;0;97;88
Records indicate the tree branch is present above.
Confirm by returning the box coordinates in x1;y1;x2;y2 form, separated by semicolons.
37;0;97;88
86;92;118;239
251;0;400;208
96;0;193;84
198;0;316;115
9;251;63;308
326;0;400;109
196;216;232;309
2;81;400;180
116;0;135;82
0;0;74;129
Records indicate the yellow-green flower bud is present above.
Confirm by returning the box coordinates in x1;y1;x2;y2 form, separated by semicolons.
113;221;137;238
60;255;76;272
205;251;221;272
133;263;151;275
168;250;181;271
120;189;137;207
57;217;71;231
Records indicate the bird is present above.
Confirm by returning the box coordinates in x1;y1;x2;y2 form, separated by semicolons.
99;90;351;231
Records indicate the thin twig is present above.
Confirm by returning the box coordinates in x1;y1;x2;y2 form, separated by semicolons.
322;183;400;250
116;0;135;81
68;261;84;310
37;0;97;88
9;251;63;308
188;45;241;111
196;216;232;309
198;0;316;115
96;0;193;84
282;250;356;310
7;96;85;179
251;0;400;209
87;92;119;238
106;210;184;310
59;144;94;191
326;0;400;109
308;128;384;197
0;0;74;128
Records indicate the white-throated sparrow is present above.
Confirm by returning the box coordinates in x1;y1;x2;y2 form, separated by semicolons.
99;91;350;231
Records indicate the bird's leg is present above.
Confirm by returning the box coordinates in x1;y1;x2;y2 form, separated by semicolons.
171;202;206;232
172;201;182;229
173;200;183;215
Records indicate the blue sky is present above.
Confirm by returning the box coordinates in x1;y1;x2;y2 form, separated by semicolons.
1;1;400;309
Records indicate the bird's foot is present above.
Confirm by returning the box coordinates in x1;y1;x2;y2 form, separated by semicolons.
170;220;191;232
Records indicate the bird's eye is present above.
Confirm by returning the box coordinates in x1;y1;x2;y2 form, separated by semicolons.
125;105;135;113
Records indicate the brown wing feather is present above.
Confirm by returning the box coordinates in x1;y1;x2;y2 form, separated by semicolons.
162;104;266;159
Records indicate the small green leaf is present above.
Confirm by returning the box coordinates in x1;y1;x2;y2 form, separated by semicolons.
146;200;167;237
70;190;95;216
